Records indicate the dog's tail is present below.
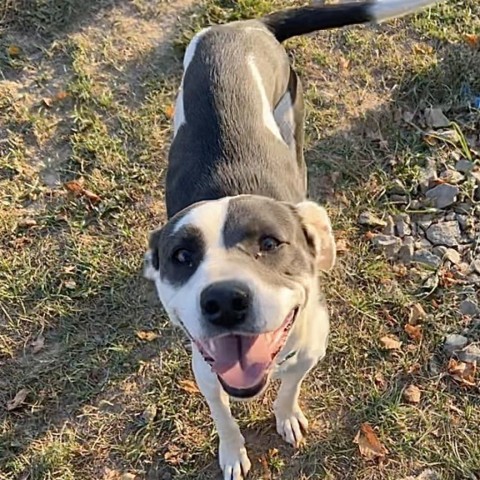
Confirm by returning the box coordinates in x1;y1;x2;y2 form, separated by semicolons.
262;0;440;43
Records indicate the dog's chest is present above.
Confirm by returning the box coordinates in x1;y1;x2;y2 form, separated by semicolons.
272;349;298;379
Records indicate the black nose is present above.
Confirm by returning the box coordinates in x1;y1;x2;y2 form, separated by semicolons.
200;281;251;327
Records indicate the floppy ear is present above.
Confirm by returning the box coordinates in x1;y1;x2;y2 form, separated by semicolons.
143;227;163;280
296;201;336;272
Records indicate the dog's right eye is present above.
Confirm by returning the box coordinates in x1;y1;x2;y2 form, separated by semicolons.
172;248;194;266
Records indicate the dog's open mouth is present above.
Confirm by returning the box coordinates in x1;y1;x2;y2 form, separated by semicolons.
195;307;299;398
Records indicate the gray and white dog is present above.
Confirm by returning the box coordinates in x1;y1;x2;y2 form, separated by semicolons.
144;1;439;478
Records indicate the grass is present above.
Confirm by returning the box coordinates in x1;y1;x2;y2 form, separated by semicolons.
1;0;480;479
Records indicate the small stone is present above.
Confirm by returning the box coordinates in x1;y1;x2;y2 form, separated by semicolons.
445;212;456;221
432;246;448;258
413;249;442;268
440;169;464;184
410;200;422;209
454;202;473;214
455;159;474;173
471;170;480;185
444;248;461;265
394;214;411;238
418;158;438;192
371;234;401;258
425;184;459;209
471;259;480;275
398;238;414;263
425;221;461;247
468;273;480;285
458;344;480;363
390;194;408;204
425;107;450;128
444;334;468;353
456;214;471;231
358;211;386;228
382;216;395;236
415;215;434;231
459;299;479;316
415;238;432;250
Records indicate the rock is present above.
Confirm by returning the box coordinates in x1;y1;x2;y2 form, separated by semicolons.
459;299;479;316
471;259;480;275
444;248;461;265
371;234;401;258
445;212;456;221
425;107;450;128
454;202;473;214
456;214;470;231
432;246;448;258
440;169;464;184
415;215;435;231
415;238;432;250
468;273;480;285
398;237;414;263
455;159;474;173
410;200;422;209
402;469;440;480
418;158;438;192
394;214;411;237
358;211;386;228
382;215;395;236
425;221;461;247
425;184;459;209
413;249;442;268
444;334;468;353
458;344;480;363
471;170;480;185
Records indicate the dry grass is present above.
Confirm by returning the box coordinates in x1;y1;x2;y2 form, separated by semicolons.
1;0;480;479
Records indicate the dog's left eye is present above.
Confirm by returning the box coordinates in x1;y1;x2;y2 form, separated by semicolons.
259;236;281;252
172;248;194;266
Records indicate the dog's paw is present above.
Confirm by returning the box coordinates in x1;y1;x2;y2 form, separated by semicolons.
219;439;251;480
275;406;308;448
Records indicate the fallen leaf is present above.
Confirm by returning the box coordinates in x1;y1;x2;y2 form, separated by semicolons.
407;362;421;374
353;423;389;459
365;231;376;241
82;189;101;203
31;335;45;354
464;34;479;47
424;107;450;129
374;372;387;390
164;105;175;119
380;335;402;351
404;324;422;342
409;303;427;324
338;56;350;71
164;444;182;465
7;45;22;57
403;384;421;404
6;388;28;411
18;218;37;229
336;238;349;253
447;359;476;387
64;180;84;194
412;43;434;55
42;97;53;108
179;379;199;394
64;279;77;290
55;91;69;101
136;331;159;342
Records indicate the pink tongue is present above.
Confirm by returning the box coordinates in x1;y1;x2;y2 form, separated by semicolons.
207;334;274;389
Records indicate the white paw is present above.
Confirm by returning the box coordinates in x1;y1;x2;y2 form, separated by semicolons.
275;406;308;447
219;439;251;480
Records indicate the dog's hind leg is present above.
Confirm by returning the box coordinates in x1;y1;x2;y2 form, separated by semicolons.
274;356;318;448
192;347;251;480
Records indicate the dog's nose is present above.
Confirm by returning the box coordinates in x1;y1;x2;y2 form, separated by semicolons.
200;281;251;327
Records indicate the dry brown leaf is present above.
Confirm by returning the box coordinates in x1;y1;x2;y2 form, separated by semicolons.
365;231;376;241
18;218;37;229
403;384;421;404
42;97;53;108
353;423;389;459
164;105;175;119
412;43;434;55
64;279;77;290
464;34;479;47
336;238;349;253
164;444;182;465
409;303;427;324
6;388;28;411
447;359;477;387
179;379;200;394
82;189;101;203
64;180;84;194
374;372;387;390
7;45;21;57
55;91;69;101
136;331;159;342
407;362;421;374
338;56;350;71
380;335;402;351
31;335;45;354
404;324;422;342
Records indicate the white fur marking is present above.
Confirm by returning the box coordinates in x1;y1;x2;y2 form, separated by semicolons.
370;0;439;23
174;27;211;135
247;56;285;143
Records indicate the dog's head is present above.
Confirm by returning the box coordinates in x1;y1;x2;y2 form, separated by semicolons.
145;195;335;398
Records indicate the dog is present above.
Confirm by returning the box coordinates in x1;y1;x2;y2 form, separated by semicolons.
144;1;439;478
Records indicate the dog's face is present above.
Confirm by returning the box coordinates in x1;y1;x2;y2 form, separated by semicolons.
145;195;335;398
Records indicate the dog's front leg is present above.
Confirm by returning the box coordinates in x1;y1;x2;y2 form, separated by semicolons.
274;356;318;448
192;347;251;480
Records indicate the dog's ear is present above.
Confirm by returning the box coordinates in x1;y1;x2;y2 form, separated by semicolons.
144;227;163;280
296;201;336;272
